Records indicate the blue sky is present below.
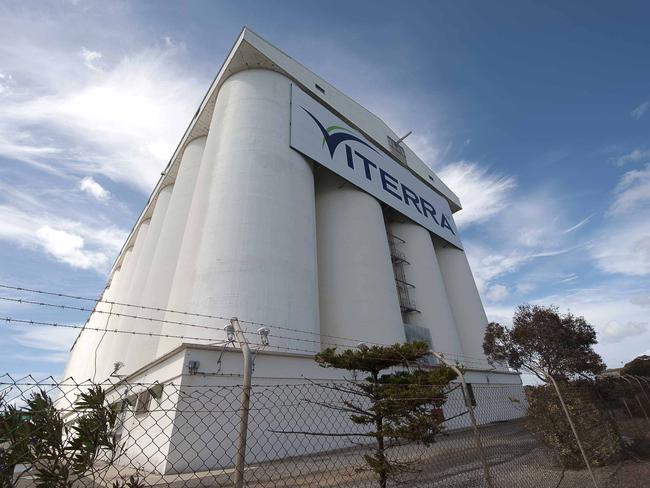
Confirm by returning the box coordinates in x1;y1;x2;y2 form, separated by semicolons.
1;0;649;378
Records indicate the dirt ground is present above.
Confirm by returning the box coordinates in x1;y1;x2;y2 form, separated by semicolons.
11;420;650;487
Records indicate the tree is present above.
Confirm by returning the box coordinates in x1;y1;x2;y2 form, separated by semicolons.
483;304;605;382
314;341;457;488
0;386;143;488
621;355;650;377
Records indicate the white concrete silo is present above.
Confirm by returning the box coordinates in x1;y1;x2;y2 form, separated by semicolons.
433;240;490;365
115;184;174;374
316;170;405;348
160;69;320;354
64;244;131;383
101;220;150;379
123;136;207;374
389;222;464;356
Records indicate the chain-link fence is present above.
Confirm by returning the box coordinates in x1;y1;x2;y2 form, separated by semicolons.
1;373;649;487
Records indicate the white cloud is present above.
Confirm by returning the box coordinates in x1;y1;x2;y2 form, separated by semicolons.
515;282;535;294
608;164;650;215
79;176;110;201
493;286;650;367
436;161;516;226
79;47;103;71
631;293;650;307
613;148;650;166
631;100;650;120
590;220;650;276
0;37;203;193
600;321;647;343
590;165;650;276
486;284;509;302
0;72;14;96
11;326;78;362
0;203;126;272
563;215;593;234
36;226;107;269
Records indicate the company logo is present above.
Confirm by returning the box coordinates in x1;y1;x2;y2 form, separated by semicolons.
301;107;376;158
297;104;456;237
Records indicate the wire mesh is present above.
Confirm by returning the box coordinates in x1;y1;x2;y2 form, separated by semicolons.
1;375;649;487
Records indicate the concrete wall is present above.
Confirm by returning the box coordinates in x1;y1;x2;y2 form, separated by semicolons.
316;170;405;348
390;222;463;356
159;69;320;356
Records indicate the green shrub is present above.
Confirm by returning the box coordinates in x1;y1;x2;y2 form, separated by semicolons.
525;383;622;468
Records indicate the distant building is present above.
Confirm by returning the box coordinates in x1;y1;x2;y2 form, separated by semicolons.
63;28;521;474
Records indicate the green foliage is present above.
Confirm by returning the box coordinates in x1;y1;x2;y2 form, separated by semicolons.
0;394;31;488
621;355;650;377
525;383;622;468
483;304;606;382
315;341;457;488
0;385;136;488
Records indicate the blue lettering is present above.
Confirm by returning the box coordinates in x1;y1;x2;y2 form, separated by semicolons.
354;150;377;180
345;144;354;169
420;198;440;225
379;168;402;200
401;184;422;214
440;214;455;234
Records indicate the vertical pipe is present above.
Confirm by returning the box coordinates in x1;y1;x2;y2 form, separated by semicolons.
232;318;252;488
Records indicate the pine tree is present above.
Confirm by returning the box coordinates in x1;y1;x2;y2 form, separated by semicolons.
314;341;457;488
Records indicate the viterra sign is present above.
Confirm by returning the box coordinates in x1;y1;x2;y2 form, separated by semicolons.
290;86;462;249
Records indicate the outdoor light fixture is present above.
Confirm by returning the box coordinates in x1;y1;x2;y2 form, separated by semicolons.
111;362;124;376
257;327;270;346
224;323;236;342
188;360;200;375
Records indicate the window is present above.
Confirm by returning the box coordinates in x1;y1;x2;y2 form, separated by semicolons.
387;136;406;163
135;390;152;415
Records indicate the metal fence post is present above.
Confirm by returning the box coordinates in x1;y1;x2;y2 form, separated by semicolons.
544;373;599;488
431;351;494;488
232;317;253;488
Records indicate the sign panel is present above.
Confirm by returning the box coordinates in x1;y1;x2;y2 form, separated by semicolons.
290;86;462;249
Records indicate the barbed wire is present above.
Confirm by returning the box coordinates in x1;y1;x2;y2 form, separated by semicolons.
0;282;381;347
0;285;494;365
1;315;496;373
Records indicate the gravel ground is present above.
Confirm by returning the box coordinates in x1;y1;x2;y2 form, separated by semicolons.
12;419;650;487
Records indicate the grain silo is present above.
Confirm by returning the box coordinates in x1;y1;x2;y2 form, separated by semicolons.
62;28;521;474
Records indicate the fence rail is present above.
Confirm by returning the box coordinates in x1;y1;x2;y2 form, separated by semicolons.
1;373;649;487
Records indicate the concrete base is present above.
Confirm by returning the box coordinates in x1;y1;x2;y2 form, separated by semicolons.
102;343;522;474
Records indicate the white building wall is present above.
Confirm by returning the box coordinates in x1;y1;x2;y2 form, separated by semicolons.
389;222;464;356
64;245;134;383
119;184;175;374
160;68;320;354
315;170;405;348
101;220;151;380
123;136;207;373
433;239;491;367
